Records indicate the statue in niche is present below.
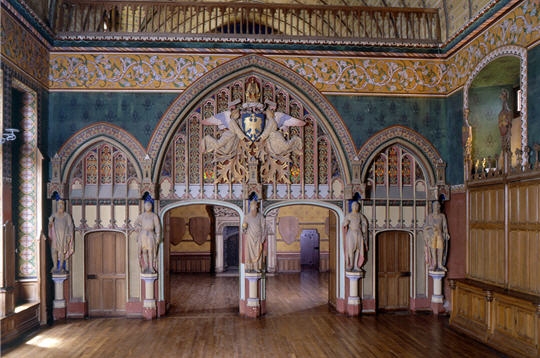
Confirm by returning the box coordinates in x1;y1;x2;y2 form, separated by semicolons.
424;201;450;272
343;201;369;271
134;197;161;274
200;78;305;184
243;197;267;272
49;198;75;273
498;88;513;152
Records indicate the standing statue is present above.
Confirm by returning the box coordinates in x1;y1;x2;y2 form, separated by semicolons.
424;201;450;272
498;88;513;152
343;201;369;271
134;198;161;274
48;199;75;273
243;199;267;272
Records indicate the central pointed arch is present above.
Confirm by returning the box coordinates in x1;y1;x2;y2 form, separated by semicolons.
147;54;355;185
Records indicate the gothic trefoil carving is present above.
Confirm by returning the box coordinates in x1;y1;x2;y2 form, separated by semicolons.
201;77;306;184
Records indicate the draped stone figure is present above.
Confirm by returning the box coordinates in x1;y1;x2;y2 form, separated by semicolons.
49;199;75;273
343;201;369;271
243;200;267;272
424;201;450;272
134;199;161;274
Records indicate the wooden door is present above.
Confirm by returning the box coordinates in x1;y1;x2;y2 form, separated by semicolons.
377;231;410;311
86;231;126;316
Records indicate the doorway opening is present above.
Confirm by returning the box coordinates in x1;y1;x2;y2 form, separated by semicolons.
300;229;320;271
222;226;239;276
164;204;240;316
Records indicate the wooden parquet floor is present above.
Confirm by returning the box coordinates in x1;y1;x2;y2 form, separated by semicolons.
2;271;506;358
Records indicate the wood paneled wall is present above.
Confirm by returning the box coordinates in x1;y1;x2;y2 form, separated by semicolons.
468;185;505;286
508;182;540;294
451;176;540;357
170;253;211;273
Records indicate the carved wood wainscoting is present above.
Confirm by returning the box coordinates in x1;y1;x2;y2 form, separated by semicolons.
450;279;540;357
170;252;211;273
0;303;40;346
277;253;301;273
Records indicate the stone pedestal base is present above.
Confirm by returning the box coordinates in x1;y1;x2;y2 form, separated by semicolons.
345;270;364;316
141;273;158;320
242;271;265;318
52;273;68;320
429;270;446;314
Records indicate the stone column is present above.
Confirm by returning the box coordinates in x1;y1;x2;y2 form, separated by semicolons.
429;270;446;314
52;273;68;320
141;272;158;319
345;270;364;316
215;233;224;273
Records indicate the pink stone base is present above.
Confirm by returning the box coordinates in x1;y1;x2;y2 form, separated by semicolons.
157;300;167;317
347;302;361;316
67;301;87;318
362;298;376;312
53;306;66;321
142;306;157;320
431;301;445;315
335;298;346;314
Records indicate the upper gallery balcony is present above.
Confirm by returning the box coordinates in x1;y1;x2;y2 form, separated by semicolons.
52;1;441;48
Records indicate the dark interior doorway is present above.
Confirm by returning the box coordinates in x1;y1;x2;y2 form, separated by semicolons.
300;229;320;271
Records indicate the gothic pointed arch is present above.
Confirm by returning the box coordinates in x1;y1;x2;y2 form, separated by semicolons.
357;125;444;187
48;122;146;200
463;45;527;168
148;54;355;187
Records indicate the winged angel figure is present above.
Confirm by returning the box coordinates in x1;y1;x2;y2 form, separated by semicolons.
201;106;305;183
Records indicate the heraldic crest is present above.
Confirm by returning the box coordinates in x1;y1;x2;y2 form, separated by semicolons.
201;77;305;184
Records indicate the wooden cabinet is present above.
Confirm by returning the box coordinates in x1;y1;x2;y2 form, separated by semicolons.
450;279;540;357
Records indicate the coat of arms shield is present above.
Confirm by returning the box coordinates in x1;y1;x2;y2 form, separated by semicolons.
241;112;265;141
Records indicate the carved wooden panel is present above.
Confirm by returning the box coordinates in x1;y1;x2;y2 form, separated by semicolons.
450;281;489;341
468;186;505;285
170;253;211;273
508;182;540;294
277;253;301;272
490;292;539;357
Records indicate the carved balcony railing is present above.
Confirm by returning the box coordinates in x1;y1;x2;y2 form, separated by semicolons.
53;1;441;46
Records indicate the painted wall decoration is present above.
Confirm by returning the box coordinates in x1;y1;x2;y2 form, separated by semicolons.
48;92;177;156
157;74;342;201
0;8;49;87
44;3;540;95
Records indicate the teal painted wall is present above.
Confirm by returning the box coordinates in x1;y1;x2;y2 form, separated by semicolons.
327;93;464;185
49;91;464;185
48;92;178;158
468;85;516;160
528;44;540;162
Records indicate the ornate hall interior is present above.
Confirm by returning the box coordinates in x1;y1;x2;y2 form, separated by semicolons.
1;0;540;357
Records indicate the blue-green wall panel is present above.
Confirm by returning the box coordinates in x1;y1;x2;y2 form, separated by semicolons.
528;44;540;155
327;94;463;185
48;92;178;158
49;91;464;185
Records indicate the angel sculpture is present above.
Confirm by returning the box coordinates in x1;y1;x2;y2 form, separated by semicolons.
200;109;243;162
200;105;305;183
260;110;305;161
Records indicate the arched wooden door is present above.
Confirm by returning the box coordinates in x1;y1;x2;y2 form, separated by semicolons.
377;231;411;311
86;231;127;317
